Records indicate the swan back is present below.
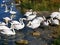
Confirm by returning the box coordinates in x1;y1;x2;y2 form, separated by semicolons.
1;27;16;36
50;12;59;18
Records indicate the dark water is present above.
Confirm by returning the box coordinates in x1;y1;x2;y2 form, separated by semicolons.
0;0;54;45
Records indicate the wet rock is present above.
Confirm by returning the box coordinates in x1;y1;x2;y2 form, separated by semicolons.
32;31;41;37
15;39;29;45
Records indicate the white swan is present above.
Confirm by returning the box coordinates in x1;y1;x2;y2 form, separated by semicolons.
10;3;16;14
27;19;40;29
27;16;46;29
11;19;25;30
50;12;60;20
0;22;6;26
50;12;59;18
0;28;16;36
4;4;9;12
3;17;11;25
27;11;37;20
10;3;16;20
0;22;16;36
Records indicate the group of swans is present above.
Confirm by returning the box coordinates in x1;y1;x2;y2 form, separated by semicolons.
1;1;17;15
1;1;17;20
1;1;60;36
24;9;60;29
0;1;23;36
0;17;25;36
0;11;60;36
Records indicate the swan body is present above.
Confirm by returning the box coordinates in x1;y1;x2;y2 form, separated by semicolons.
27;20;40;29
27;16;45;29
27;16;46;29
0;27;16;36
11;20;25;30
10;11;16;14
27;14;36;20
0;22;16;36
50;12;59;18
3;17;11;20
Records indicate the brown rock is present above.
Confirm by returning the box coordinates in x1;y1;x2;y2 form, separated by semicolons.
15;39;29;45
32;31;40;37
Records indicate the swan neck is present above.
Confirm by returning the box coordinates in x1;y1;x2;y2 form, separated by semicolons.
12;29;15;33
10;7;12;11
43;16;46;20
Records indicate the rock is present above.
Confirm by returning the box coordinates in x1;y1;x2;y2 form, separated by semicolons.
32;31;41;37
15;39;29;45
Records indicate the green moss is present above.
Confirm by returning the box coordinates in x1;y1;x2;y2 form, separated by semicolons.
53;37;60;45
16;0;60;13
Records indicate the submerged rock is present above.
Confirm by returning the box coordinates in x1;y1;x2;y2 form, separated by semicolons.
15;39;29;45
32;31;41;38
